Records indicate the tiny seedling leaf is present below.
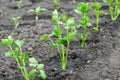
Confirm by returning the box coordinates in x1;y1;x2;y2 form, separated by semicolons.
29;57;38;67
40;34;49;41
37;64;44;70
29;69;37;78
5;51;13;57
15;39;25;48
40;70;46;80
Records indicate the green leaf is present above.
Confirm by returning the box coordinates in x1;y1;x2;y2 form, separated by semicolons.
53;26;62;37
40;34;49;41
64;30;76;41
74;9;81;14
0;36;14;46
36;7;40;13
37;64;44;70
65;17;75;29
29;57;38;67
5;51;13;57
75;2;90;14
52;9;59;23
56;38;67;44
60;13;68;22
40;70;46;80
13;47;19;55
103;0;113;3
15;39;25;47
92;2;102;10
29;69;37;78
21;51;30;61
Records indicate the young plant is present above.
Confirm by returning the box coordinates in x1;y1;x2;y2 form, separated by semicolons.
29;57;46;80
0;36;46;80
104;0;120;21
17;0;22;8
52;0;59;10
28;6;47;20
11;16;21;29
92;2;102;31
40;10;77;70
75;2;91;48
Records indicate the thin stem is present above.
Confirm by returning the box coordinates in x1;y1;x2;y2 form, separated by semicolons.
8;46;26;79
19;47;29;80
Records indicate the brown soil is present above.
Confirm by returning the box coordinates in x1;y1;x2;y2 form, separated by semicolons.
0;0;120;80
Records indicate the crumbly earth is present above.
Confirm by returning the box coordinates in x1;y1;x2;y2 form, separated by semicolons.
0;0;120;80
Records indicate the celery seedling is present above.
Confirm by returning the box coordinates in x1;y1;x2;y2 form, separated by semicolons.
17;0;22;8
75;2;91;48
29;57;46;80
40;10;77;70
28;6;47;20
52;0;59;10
0;36;46;80
92;2;102;31
104;0;120;21
11;16;21;29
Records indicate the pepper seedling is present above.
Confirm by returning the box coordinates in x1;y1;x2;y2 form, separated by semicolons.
28;6;47;20
0;36;46;80
52;0;59;10
75;2;91;48
92;2;102;31
104;0;120;21
40;9;77;70
11;16;21;29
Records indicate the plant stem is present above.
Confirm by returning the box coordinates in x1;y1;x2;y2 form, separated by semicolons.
9;46;27;80
81;25;86;48
19;47;29;80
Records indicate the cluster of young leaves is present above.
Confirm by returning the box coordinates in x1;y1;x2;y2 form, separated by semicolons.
11;16;21;29
92;2;102;31
75;2;91;48
29;57;46;80
104;0;120;21
0;36;46;80
40;9;77;70
28;6;47;20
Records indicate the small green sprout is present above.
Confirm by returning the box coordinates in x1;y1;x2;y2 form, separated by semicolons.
75;2;91;48
0;36;46;80
92;2;102;31
40;10;77;70
28;6;47;20
29;57;46;80
104;0;120;21
11;16;21;29
17;0;22;8
52;0;59;10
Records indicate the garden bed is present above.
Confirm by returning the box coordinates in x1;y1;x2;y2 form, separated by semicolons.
0;0;120;80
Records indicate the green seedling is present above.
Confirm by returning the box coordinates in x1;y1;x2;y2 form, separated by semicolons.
17;0;22;8
52;0;59;10
92;2;102;31
0;36;46;80
11;16;21;29
40;10;77;70
29;57;46;80
75;2;91;48
28;6;46;20
104;0;120;21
